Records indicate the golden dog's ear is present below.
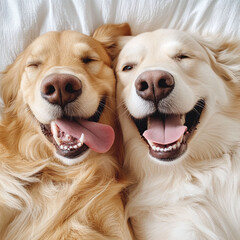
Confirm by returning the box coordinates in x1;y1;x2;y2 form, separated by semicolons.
198;36;240;82
93;23;132;59
0;53;25;108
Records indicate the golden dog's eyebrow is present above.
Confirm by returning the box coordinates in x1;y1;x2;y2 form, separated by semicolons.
30;44;50;57
73;42;100;59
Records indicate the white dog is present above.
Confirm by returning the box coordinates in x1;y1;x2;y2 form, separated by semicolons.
115;29;240;240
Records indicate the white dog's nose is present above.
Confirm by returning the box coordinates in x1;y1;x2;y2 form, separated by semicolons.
135;70;174;103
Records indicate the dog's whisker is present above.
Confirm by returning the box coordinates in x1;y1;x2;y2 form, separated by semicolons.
0;24;134;239
114;27;240;239
117;105;131;119
116;101;127;111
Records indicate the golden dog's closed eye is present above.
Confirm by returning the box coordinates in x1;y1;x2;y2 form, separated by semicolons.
0;23;133;240
26;60;42;68
81;56;96;64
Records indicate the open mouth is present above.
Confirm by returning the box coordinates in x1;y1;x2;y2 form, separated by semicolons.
40;98;115;159
132;99;205;161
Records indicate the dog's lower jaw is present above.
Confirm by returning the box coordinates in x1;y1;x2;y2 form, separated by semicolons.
148;143;187;163
130;99;205;162
55;149;91;165
147;130;195;163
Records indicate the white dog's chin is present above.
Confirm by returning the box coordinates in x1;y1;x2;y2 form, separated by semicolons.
56;149;91;165
148;151;186;165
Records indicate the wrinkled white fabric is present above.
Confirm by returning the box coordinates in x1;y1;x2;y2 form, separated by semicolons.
1;0;240;71
0;0;239;108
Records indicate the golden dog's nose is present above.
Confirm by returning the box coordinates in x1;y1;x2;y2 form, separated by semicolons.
41;74;82;106
135;70;174;103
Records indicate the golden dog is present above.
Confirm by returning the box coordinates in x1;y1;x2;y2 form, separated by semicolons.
0;24;132;240
115;29;240;240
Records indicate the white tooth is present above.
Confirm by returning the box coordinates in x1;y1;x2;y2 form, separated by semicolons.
156;147;160;152
79;133;84;144
160;148;164;152
77;142;82;147
51;122;57;133
66;134;71;140
163;148;167;152
172;144;177;150
176;142;181;148
64;146;68;150
60;145;64;150
181;115;185;125
179;136;183;143
55;138;61;145
152;146;157;151
74;145;78;149
51;121;61;145
168;146;173;151
69;146;73;149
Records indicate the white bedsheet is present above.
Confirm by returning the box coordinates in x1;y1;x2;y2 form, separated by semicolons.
0;0;239;76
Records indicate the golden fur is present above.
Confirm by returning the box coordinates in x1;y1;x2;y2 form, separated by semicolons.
0;24;133;240
115;30;240;239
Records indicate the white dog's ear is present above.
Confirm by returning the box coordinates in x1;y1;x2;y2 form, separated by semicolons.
93;23;132;59
214;40;240;82
198;36;240;82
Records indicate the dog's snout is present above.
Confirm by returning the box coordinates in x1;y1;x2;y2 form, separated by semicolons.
135;70;174;102
41;74;82;106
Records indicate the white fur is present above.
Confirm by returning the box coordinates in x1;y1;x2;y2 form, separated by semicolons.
116;29;240;239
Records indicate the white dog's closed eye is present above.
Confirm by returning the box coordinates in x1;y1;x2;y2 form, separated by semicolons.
116;28;240;240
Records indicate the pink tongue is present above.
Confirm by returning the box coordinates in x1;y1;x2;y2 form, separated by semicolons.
143;115;187;145
55;119;115;153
